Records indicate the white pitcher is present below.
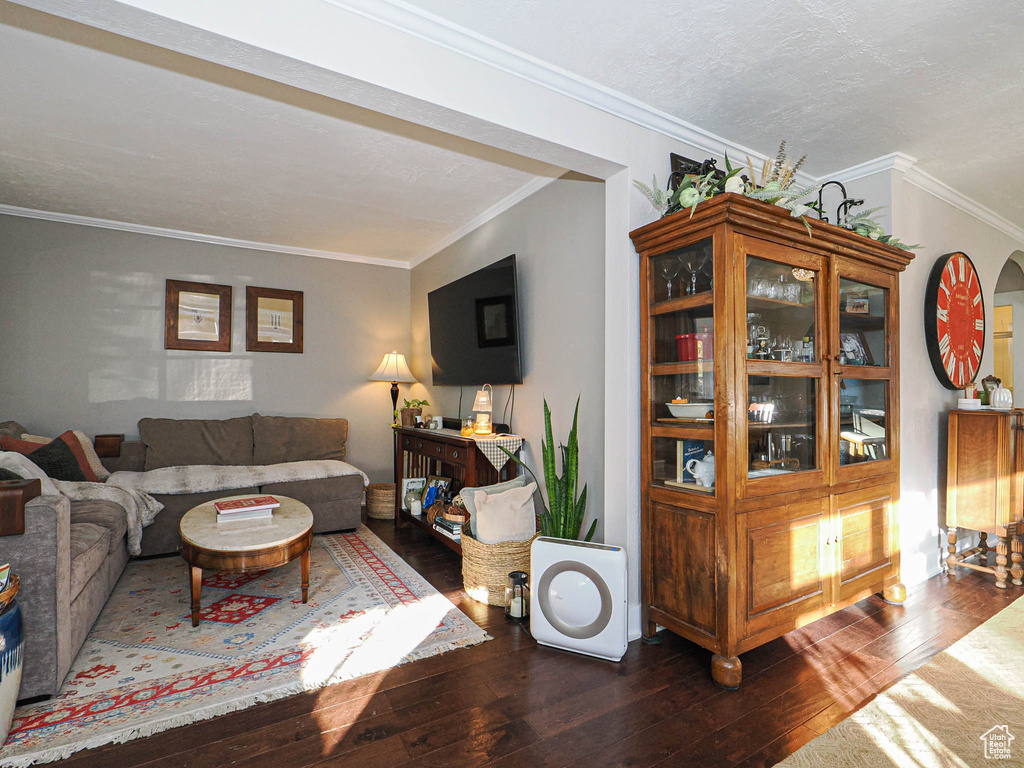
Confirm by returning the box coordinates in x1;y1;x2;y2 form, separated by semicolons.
685;452;715;487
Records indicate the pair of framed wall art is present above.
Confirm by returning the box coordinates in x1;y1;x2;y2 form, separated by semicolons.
164;279;303;354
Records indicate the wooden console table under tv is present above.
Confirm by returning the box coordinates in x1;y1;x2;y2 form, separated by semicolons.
393;426;518;555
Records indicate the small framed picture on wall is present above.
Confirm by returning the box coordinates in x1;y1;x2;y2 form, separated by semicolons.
164;279;232;352
246;286;304;353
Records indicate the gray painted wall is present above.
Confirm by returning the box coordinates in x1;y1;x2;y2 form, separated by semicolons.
0;215;410;482
410;175;606;540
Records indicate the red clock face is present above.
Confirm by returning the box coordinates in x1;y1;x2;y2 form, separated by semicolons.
927;252;985;389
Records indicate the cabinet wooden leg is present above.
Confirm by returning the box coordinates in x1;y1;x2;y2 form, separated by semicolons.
946;529;959;573
979;531;989;566
1011;536;1023;587
882;582;907;604
711;654;742;689
190;566;202;627
995;537;1009;589
641;616;661;644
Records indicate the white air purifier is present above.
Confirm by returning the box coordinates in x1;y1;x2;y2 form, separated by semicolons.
530;536;628;662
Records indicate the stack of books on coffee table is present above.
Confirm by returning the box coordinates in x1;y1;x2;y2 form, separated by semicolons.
215;496;281;522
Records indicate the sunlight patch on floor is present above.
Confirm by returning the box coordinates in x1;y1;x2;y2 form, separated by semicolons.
302;593;456;753
858;694;971;768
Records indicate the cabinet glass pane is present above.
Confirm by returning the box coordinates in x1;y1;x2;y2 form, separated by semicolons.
838;278;887;367
653;436;715;493
840;379;888;464
746;257;817;362
652;372;714;424
747;376;816;476
652;238;713;303
653;308;714;366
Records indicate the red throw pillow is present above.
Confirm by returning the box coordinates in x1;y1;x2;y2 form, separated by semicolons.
1;431;99;483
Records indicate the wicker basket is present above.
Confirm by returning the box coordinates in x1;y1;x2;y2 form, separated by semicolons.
366;483;396;519
461;527;539;606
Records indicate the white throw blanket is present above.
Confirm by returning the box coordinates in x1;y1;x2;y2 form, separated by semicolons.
54;481;163;557
107;460;370;496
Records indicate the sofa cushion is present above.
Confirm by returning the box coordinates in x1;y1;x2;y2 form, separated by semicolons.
252;414;348;464
70;522;111;601
1;433;93;482
139;416;254;471
261;475;364;506
0;467;22;481
22;431;111;481
70;500;128;554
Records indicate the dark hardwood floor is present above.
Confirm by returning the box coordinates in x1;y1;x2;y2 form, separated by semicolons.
56;516;1021;768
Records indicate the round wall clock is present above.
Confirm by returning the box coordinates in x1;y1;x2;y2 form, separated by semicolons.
924;251;985;390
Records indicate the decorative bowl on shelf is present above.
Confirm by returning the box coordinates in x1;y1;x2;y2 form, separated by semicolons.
666;402;713;418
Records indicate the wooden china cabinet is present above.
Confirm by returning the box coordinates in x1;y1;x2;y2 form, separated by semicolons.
630;194;914;688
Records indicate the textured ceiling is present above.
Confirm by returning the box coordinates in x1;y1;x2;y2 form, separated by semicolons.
402;0;1024;227
0;5;562;263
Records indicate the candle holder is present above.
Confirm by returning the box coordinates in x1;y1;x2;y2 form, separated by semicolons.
504;570;529;623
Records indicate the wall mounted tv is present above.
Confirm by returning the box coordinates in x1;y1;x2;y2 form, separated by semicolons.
428;255;523;386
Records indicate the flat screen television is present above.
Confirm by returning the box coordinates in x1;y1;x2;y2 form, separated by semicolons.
428;255;523;386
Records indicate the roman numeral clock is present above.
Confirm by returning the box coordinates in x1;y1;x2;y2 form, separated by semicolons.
924;251;985;390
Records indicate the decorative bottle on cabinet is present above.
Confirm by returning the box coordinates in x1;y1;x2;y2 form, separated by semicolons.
630;193;913;689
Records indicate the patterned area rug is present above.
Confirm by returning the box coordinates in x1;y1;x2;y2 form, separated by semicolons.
0;526;488;767
779;595;1024;767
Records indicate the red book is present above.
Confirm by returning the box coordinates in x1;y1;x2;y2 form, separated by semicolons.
214;496;280;514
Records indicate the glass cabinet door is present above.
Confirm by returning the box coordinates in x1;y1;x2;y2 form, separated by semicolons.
741;237;827;492
833;265;896;477
648;237;716;495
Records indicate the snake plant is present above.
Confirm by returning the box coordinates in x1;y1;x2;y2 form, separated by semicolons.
499;397;595;541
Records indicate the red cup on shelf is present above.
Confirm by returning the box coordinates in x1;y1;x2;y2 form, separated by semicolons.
676;332;713;362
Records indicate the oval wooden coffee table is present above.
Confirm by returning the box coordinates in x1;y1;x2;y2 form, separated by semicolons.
179;495;314;627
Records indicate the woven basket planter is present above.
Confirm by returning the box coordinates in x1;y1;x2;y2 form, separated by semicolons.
366;483;396;519
461;527;539;606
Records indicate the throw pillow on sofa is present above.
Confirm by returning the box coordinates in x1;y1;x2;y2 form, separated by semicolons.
473;482;537;545
21;431;110;480
0;432;96;482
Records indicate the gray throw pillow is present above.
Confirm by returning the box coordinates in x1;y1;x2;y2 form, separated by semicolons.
460;475;527;537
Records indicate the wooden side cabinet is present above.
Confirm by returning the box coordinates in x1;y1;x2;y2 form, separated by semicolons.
945;408;1024;588
630;194;913;688
393;427;517;554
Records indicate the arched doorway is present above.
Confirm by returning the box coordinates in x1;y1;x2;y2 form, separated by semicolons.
992;251;1024;397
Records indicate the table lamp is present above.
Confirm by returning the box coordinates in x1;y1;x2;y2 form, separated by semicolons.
369;351;417;421
472;383;493;435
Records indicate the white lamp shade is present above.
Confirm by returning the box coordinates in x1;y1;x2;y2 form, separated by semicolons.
369;351;417;383
472;383;493;412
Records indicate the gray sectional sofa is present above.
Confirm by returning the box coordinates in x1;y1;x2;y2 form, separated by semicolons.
106;413;364;556
2;413;364;699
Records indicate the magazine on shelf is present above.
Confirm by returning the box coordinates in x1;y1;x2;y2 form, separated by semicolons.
215;496;280;514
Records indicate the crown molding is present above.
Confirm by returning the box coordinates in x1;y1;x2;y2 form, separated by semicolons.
901;164;1024;246
820;153;1024;246
818;152;917;185
325;0;809;184
407;175;558;268
0;204;412;269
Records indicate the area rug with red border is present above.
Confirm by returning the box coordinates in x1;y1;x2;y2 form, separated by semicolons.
0;526;488;767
